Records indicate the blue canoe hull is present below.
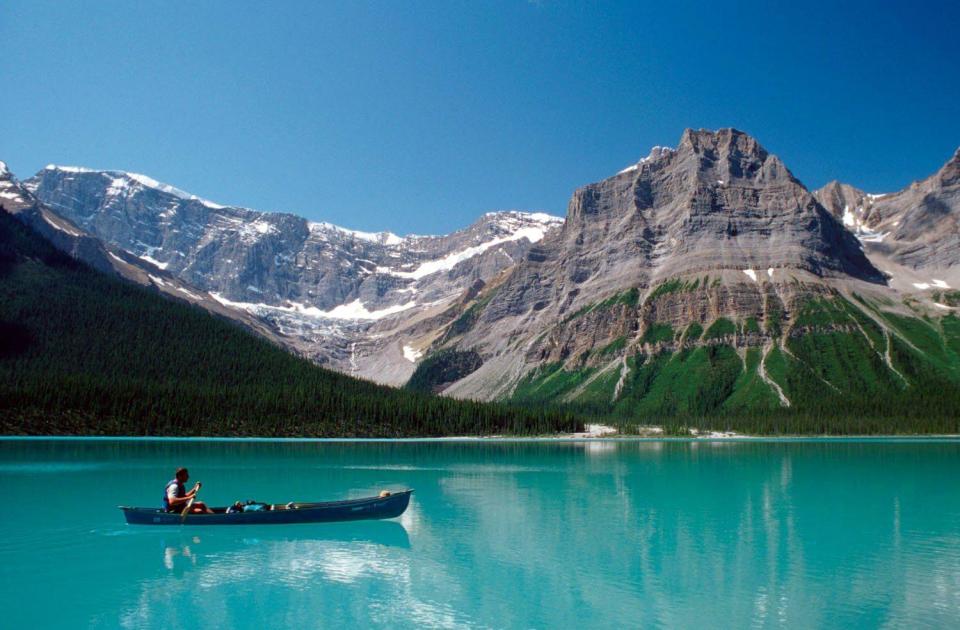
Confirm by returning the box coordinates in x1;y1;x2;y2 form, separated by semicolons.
120;489;412;525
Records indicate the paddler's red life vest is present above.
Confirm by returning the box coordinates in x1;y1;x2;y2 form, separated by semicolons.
162;479;185;511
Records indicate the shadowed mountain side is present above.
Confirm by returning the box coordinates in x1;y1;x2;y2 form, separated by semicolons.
815;147;960;291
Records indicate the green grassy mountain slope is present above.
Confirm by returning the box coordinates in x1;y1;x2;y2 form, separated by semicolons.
0;209;578;436
500;283;960;434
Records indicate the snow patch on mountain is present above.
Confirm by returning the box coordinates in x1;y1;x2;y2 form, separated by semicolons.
914;279;952;291
210;293;416;321
106;177;129;197
247;220;276;237
42;214;82;237
309;222;404;245
841;205;855;227
317;299;417;320
617;146;676;175
485;211;561;226
45;165;94;174
841;203;888;243
379;226;552;280
857;230;888;243
139;254;168;269
402;345;423;362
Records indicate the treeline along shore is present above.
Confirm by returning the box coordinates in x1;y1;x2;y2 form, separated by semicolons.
0;209;578;437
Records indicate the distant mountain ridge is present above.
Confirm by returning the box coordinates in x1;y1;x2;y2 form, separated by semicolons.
23;165;562;383
814;148;960;292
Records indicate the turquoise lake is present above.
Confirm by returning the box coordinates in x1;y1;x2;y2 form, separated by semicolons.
2;438;959;628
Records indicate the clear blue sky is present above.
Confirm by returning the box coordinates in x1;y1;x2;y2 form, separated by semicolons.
2;1;958;234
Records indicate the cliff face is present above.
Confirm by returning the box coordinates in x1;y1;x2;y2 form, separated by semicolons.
9;129;960;416
557;128;880;284
418;130;956;413
26;167;561;312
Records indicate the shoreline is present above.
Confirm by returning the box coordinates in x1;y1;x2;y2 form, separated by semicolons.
3;434;960;443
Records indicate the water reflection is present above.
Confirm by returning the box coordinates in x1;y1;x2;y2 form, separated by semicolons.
422;441;960;627
158;522;412;576
162;536;200;572
3;439;960;628
582;440;618;456
116;519;478;629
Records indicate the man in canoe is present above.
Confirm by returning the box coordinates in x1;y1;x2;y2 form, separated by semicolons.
163;467;213;514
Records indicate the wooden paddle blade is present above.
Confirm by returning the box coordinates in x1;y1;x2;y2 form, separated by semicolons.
180;495;196;523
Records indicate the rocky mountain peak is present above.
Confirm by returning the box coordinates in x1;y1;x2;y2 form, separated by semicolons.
679;127;765;157
814;181;867;216
677;128;796;188
36;164;231;212
420;129;892;399
613;128;797;202
934;146;960;186
564;128;877;284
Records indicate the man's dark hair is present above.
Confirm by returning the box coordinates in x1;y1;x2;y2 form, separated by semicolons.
176;467;188;477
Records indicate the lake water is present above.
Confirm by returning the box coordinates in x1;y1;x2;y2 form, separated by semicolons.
1;438;959;628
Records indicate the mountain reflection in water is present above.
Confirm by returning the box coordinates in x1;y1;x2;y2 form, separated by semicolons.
2;438;959;628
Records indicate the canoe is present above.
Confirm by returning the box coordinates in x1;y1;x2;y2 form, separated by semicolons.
120;489;413;525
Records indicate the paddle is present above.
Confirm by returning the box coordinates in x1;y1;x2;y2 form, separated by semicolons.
180;483;200;523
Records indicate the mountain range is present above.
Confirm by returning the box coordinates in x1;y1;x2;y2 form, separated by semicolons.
2;128;959;423
0;201;574;436
3;162;561;383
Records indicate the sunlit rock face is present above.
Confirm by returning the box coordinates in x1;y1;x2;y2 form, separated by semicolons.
425;129;906;401
25;166;562;383
1;165;291;343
